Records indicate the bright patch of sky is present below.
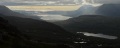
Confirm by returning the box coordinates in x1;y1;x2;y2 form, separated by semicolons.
0;0;120;3
0;0;76;6
0;0;120;6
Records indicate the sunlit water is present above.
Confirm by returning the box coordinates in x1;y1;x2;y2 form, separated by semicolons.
74;41;87;44
77;32;118;39
14;10;72;21
37;15;71;21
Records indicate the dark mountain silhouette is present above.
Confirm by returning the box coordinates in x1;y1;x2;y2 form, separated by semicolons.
0;5;40;20
64;5;98;17
96;4;120;16
0;16;72;48
0;5;77;48
54;15;120;36
54;15;120;48
0;14;76;42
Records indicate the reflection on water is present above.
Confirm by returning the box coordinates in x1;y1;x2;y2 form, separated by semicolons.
77;32;118;39
74;41;87;44
14;10;72;21
38;15;71;21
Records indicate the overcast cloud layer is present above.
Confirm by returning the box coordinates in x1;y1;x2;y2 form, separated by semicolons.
0;0;120;4
0;0;120;6
95;0;120;4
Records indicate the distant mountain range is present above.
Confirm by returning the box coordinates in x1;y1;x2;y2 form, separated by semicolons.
41;4;99;17
0;5;40;20
64;5;98;17
43;4;120;18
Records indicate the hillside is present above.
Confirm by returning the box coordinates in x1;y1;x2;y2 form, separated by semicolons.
0;14;76;42
0;16;73;48
0;5;40;20
54;15;120;36
96;4;120;16
54;15;120;48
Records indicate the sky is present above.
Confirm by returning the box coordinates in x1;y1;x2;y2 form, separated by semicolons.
0;0;75;6
0;0;120;4
0;0;120;6
95;0;120;4
1;0;120;21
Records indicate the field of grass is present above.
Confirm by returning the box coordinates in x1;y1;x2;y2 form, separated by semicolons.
7;5;81;11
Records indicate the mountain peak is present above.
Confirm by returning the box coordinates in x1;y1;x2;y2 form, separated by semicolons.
0;5;11;13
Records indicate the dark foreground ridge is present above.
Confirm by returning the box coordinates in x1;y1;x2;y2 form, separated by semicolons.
55;15;120;36
0;16;73;48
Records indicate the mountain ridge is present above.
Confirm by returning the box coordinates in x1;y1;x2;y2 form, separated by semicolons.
0;5;41;20
54;15;120;36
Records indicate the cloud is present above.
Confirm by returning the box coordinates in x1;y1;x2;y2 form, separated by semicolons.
0;0;120;6
1;0;120;4
0;0;64;2
78;0;120;4
0;0;75;6
93;0;120;4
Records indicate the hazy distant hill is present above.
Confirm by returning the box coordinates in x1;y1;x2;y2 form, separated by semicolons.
54;15;120;36
96;4;120;16
65;5;98;17
44;5;98;17
0;5;40;20
48;4;120;17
